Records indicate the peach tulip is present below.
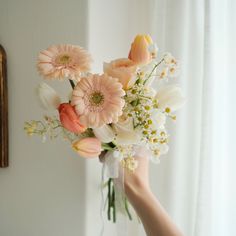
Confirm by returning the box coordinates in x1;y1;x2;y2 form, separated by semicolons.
103;58;137;89
58;103;86;133
72;137;102;158
128;34;153;65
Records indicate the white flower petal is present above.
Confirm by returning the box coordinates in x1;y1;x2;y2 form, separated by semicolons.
93;125;115;143
114;131;141;145
36;82;61;110
112;116;141;145
151;111;166;128
155;85;185;111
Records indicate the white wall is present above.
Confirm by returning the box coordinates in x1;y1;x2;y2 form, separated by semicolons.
0;1;88;235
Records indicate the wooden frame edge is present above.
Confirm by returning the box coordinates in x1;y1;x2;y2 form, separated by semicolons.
0;45;9;168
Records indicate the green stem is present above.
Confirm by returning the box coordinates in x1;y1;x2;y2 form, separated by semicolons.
69;79;75;89
112;185;116;223
144;58;164;85
135;73;142;85
102;143;114;151
52;125;62;129
39;121;46;129
107;178;112;221
125;197;132;220
139;95;152;100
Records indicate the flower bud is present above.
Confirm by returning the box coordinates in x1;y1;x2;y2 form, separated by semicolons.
128;34;153;65
72;137;102;158
58;103;86;133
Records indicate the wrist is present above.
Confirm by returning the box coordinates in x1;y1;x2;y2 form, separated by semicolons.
125;178;152;202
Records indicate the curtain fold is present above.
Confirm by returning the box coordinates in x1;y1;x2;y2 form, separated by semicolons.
87;0;236;235
148;0;236;235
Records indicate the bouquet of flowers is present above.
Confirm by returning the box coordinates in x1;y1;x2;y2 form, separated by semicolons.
24;35;185;222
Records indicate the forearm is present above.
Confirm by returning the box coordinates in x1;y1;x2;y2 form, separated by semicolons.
125;183;183;236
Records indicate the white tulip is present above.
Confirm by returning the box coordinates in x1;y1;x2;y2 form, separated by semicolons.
93;125;115;143
36;83;61;110
151;111;166;128
112;115;141;145
155;85;185;112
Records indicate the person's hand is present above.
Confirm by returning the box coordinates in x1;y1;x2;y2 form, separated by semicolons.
124;155;151;199
100;150;183;236
123;153;184;236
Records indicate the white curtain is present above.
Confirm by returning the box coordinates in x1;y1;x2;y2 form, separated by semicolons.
148;0;236;236
87;0;236;235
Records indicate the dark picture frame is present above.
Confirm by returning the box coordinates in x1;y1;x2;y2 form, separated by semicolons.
0;45;8;167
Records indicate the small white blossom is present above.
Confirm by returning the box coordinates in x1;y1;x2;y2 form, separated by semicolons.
163;53;177;65
151;111;166;128
158;67;169;79
148;43;159;58
168;64;180;77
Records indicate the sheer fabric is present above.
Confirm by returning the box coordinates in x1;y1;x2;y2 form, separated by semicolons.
87;1;236;235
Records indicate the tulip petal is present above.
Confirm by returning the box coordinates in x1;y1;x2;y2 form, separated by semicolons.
93;125;115;143
58;103;86;133
155;85;185;111
72;137;102;158
112;116;141;145
128;34;153;65
36;82;61;110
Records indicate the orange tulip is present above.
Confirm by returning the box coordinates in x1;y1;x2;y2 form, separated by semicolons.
72;137;102;158
128;34;153;65
58;103;86;133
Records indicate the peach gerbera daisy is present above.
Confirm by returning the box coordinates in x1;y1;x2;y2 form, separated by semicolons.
71;74;125;128
37;44;92;80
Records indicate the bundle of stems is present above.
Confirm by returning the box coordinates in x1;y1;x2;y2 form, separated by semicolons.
106;178;132;223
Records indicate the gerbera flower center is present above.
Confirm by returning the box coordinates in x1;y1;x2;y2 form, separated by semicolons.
89;91;104;106
57;54;72;65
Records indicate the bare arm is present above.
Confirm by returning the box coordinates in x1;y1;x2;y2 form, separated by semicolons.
124;156;183;236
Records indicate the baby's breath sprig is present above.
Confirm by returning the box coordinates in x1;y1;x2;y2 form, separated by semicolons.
24;116;82;143
144;57;165;84
24;120;46;136
122;59;179;160
121;156;138;172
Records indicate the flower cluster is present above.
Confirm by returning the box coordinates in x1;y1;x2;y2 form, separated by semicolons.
25;34;185;165
24;34;185;222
